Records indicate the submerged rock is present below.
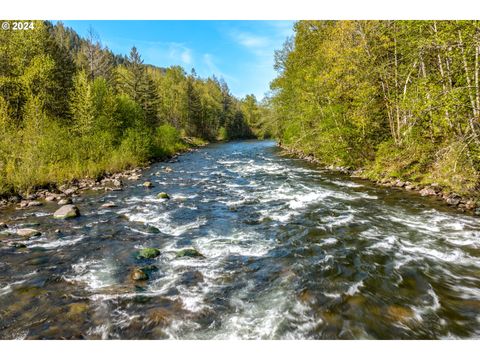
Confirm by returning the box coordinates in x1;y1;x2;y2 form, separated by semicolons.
137;247;161;259
9;242;27;248
157;192;170;199
179;270;204;286
101;202;117;208
17;228;41;237
53;205;80;219
176;248;204;258
68;302;89;316
131;268;149;281
387;305;414;322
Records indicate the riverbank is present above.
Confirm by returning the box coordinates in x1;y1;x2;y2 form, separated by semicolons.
278;144;480;216
0;136;207;210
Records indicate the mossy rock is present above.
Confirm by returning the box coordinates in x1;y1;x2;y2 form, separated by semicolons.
137;247;160;259
176;248;204;258
143;181;154;188
145;225;161;234
157;192;170;199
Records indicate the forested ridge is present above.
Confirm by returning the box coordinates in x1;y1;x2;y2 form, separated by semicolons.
268;20;480;201
0;20;266;198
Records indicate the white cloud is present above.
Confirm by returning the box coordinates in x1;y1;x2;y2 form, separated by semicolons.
181;48;192;64
201;53;236;83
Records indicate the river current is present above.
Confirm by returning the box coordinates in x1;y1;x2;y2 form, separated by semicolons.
1;140;480;339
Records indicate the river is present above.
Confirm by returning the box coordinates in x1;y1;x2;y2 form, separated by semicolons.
1;140;480;339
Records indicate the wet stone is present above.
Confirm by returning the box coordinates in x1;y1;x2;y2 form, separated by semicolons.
137;248;160;259
176;248;204;258
157;192;170;199
58;198;73;206
131;268;149;281
53;205;80;219
143;181;154;188
101;202;117;208
387;305;414;322
17;228;41;238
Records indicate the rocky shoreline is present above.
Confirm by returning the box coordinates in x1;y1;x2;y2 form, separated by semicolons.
279;144;480;216
0;145;198;211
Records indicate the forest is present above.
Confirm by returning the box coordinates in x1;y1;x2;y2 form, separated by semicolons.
268;20;480;199
3;20;480;202
0;20;266;198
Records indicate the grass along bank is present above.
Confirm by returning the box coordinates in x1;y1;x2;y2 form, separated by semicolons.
278;142;479;215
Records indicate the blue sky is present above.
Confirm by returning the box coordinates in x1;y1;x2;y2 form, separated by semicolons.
56;20;295;100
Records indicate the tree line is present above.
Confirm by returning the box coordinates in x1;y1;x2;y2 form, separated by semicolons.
268;20;480;196
0;20;265;196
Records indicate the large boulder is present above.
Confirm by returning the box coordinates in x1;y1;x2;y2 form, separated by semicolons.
137;248;161;259
53;205;80;219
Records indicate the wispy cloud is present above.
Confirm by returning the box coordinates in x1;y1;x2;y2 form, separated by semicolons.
166;43;193;65
201;53;236;83
108;37;194;67
232;31;270;49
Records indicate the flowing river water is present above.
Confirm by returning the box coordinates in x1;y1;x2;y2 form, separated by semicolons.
1;140;480;339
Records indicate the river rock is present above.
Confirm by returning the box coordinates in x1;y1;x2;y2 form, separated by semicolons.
63;187;78;196
17;228;41;237
137;248;161;259
131;268;149;281
10;242;27;248
157;192;170;199
465;200;476;210
179;270;204;286
0;222;8;229
446;197;461;206
53;205;80;219
164;167;173;173
419;187;436;196
58;198;73;205
101;202;117;208
27;200;42;207
143;181;154;188
176;248;204;258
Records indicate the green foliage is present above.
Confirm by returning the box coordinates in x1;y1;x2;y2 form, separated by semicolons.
0;22;260;197
269;20;480;196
